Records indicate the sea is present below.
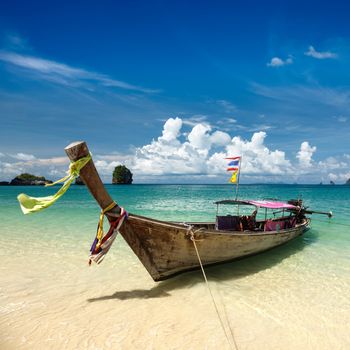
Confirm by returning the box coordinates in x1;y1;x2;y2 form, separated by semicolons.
0;184;349;350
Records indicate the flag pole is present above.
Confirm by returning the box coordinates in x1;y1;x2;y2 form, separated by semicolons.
235;156;242;200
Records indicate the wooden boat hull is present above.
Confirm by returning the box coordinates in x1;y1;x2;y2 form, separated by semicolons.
62;142;327;282
119;214;310;281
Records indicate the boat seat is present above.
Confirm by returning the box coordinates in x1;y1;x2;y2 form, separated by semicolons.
264;220;286;232
216;215;241;231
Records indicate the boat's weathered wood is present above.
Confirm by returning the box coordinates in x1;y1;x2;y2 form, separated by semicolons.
64;141;120;219
119;215;309;281
64;141;160;279
64;141;311;282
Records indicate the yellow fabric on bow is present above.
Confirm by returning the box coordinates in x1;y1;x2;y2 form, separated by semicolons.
95;201;118;249
17;154;91;214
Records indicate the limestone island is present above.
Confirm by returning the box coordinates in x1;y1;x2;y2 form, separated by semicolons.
112;165;133;184
9;173;53;186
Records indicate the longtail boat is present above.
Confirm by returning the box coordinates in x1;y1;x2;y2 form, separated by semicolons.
62;141;332;281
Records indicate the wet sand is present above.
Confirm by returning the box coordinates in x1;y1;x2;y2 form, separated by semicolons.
1;235;349;350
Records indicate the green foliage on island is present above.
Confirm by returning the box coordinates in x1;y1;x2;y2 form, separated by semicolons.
112;165;133;184
10;173;52;185
16;173;46;181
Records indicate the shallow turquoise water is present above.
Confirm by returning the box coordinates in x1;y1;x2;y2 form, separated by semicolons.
1;184;349;274
1;184;349;349
1;183;349;240
2;183;350;290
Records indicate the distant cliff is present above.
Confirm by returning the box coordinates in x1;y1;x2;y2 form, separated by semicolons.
9;173;52;186
346;178;350;185
112;165;133;184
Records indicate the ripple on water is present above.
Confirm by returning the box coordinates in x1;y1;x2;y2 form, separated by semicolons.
0;184;349;349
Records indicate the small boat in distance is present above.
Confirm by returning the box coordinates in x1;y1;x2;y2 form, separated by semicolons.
61;141;333;281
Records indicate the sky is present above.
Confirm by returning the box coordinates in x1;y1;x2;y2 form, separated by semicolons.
0;0;349;184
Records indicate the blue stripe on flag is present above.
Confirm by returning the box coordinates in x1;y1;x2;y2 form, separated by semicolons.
228;160;239;166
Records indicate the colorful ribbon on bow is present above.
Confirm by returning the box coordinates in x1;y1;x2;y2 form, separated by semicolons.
89;204;128;265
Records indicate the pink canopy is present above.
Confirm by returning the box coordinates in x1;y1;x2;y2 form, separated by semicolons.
246;200;298;209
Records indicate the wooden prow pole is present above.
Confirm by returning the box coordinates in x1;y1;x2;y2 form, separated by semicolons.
65;141;161;280
64;141;121;219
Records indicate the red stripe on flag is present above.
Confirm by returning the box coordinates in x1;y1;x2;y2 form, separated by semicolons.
227;167;239;171
225;156;241;160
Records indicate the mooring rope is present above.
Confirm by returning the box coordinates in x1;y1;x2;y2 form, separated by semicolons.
187;226;239;350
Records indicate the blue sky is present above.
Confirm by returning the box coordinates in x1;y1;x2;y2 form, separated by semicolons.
0;1;350;183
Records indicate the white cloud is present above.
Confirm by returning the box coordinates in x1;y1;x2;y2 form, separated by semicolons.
250;83;350;108
267;56;293;67
328;173;338;182
222;132;291;175
188;124;231;150
182;115;208;127
319;155;350;184
319;156;347;170
329;171;350;183
132;119;207;175
1;119;349;184
11;153;36;161
187;124;212;150
95;154;132;163
304;46;337;59
35;157;68;166
210;131;232;147
223;118;237;124
0;161;22;176
160;117;182;142
328;171;350;183
297;141;316;168
215;118;238;132
130;119;292;178
0;156;69;179
0;51;158;93
95;160;122;177
337;116;347;122
248;124;273;132
216;100;236;113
